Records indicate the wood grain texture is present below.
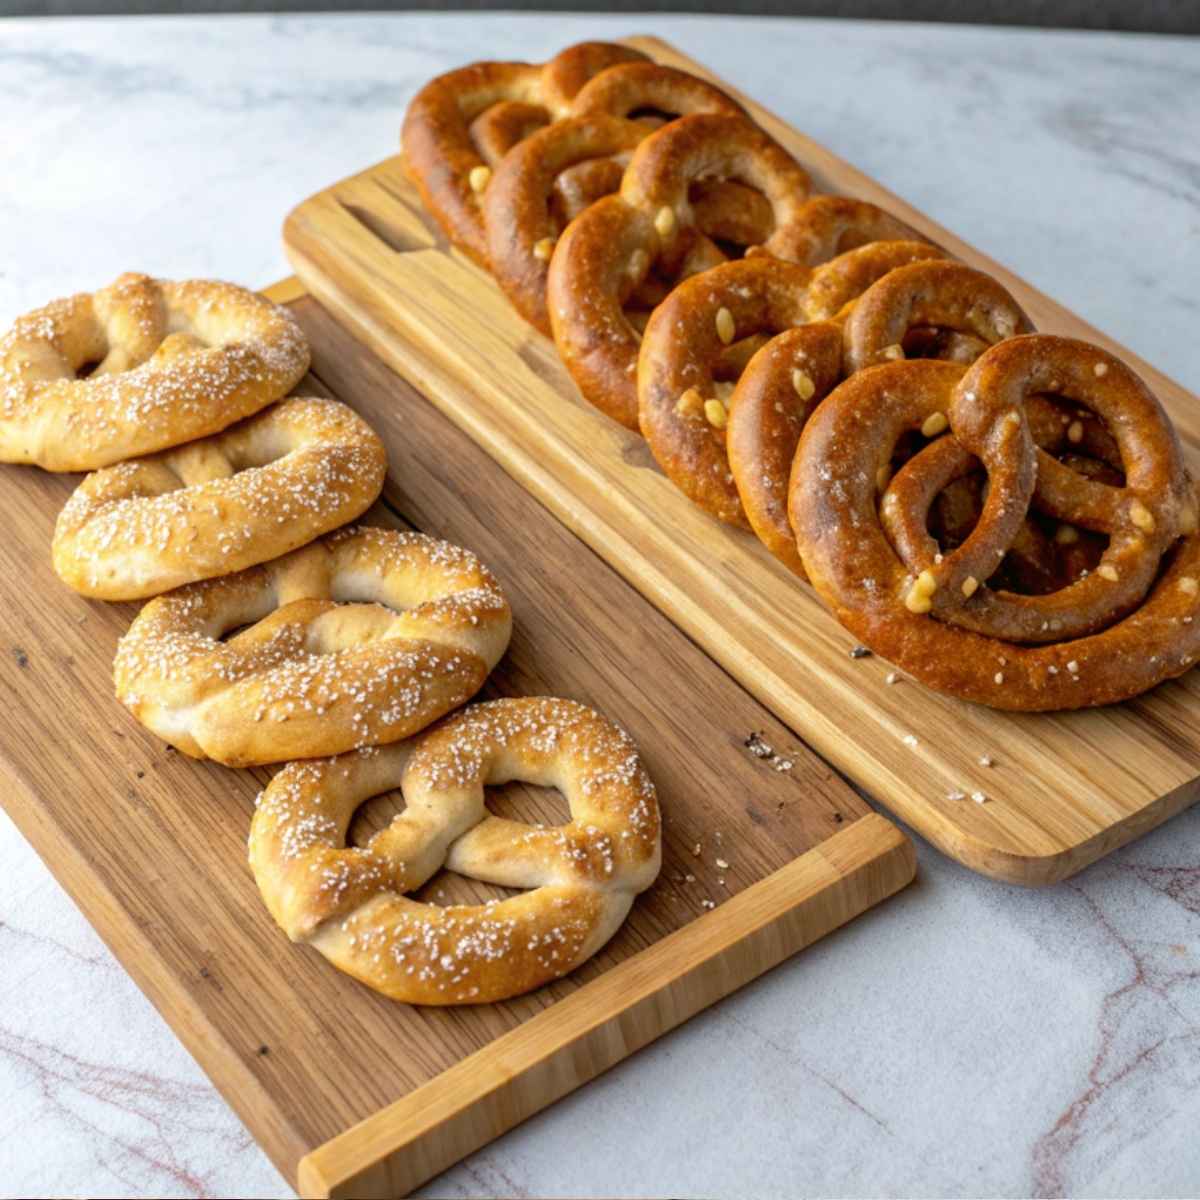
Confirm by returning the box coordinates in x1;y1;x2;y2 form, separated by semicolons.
0;287;913;1197
282;35;1200;888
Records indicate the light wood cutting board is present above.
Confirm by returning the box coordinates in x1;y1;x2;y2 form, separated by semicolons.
0;283;914;1199
282;35;1200;887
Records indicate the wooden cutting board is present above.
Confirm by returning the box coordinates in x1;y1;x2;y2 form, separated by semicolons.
0;282;914;1199
283;35;1200;888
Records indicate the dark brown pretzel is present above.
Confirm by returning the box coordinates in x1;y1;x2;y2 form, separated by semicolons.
789;341;1200;711
548;113;812;428
843;259;1033;372
401;42;647;267
483;63;756;334
637;234;947;527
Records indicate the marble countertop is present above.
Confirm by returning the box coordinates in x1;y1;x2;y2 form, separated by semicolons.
1;13;1198;1200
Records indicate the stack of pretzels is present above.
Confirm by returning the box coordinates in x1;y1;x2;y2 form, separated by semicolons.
403;41;1200;712
1;270;660;1004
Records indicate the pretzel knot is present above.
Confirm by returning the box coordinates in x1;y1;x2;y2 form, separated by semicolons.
484;64;752;334
249;697;661;1005
401;41;647;267
0;273;309;472
114;526;512;765
790;336;1200;711
548;112;812;428
53;397;387;601
637;222;952;535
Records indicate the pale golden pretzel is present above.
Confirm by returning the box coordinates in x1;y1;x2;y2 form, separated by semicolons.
0;273;309;472
249;697;661;1005
114;526;512;765
790;340;1200;710
548;112;813;428
401;42;647;267
53;397;387;601
638;237;946;526
484;64;749;333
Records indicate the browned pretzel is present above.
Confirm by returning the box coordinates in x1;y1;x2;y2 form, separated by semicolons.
401;42;647;267
548;112;812;428
483;64;751;333
638;228;947;528
790;338;1200;710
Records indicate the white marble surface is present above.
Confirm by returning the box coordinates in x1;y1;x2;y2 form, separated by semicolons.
1;13;1198;1200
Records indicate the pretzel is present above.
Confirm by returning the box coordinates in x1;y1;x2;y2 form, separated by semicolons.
52;397;387;601
548;112;812;428
114;526;512;765
401;42;647;267
639;235;946;528
842;259;1033;373
484;64;749;333
0;273;309;472
249;697;661;1005
790;338;1200;710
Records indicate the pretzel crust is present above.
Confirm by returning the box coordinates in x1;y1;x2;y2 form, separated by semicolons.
484;64;748;334
638;239;946;527
549;113;812;428
53;397;387;601
401;42;647;267
249;697;661;1005
790;350;1200;710
114;526;512;765
0;273;309;472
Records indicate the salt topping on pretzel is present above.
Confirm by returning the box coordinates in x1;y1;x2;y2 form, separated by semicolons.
53;397;387;601
114;526;512;765
249;697;661;1005
0;273;309;472
843;259;1032;373
638;238;946;526
790;341;1200;710
549;112;812;428
401;42;647;267
484;64;749;334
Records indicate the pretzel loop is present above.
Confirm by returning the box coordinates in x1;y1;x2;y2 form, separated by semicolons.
249;697;661;1005
401;42;647;266
638;228;947;530
114;526;512;766
790;344;1200;709
53;397;387;600
549;112;811;428
0;273;309;472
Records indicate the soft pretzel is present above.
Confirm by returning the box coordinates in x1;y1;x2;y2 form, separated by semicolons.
249;697;661;1005
842;259;1032;373
790;339;1200;710
114;526;512;765
548;112;812;428
401;42;647;267
484;64;750;334
52;397;387;601
0;273;310;472
638;235;948;528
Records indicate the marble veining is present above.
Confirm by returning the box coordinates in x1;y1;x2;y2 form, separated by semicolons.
1;13;1198;1199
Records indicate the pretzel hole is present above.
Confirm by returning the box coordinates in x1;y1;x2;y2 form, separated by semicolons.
928;472;1109;595
484;778;571;828
217;622;254;644
75;360;101;380
346;789;523;908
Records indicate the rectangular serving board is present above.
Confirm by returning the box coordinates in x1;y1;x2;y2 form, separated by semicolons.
283;35;1200;888
0;282;914;1199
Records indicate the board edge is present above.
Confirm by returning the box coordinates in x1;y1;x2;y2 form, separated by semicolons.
296;810;915;1199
